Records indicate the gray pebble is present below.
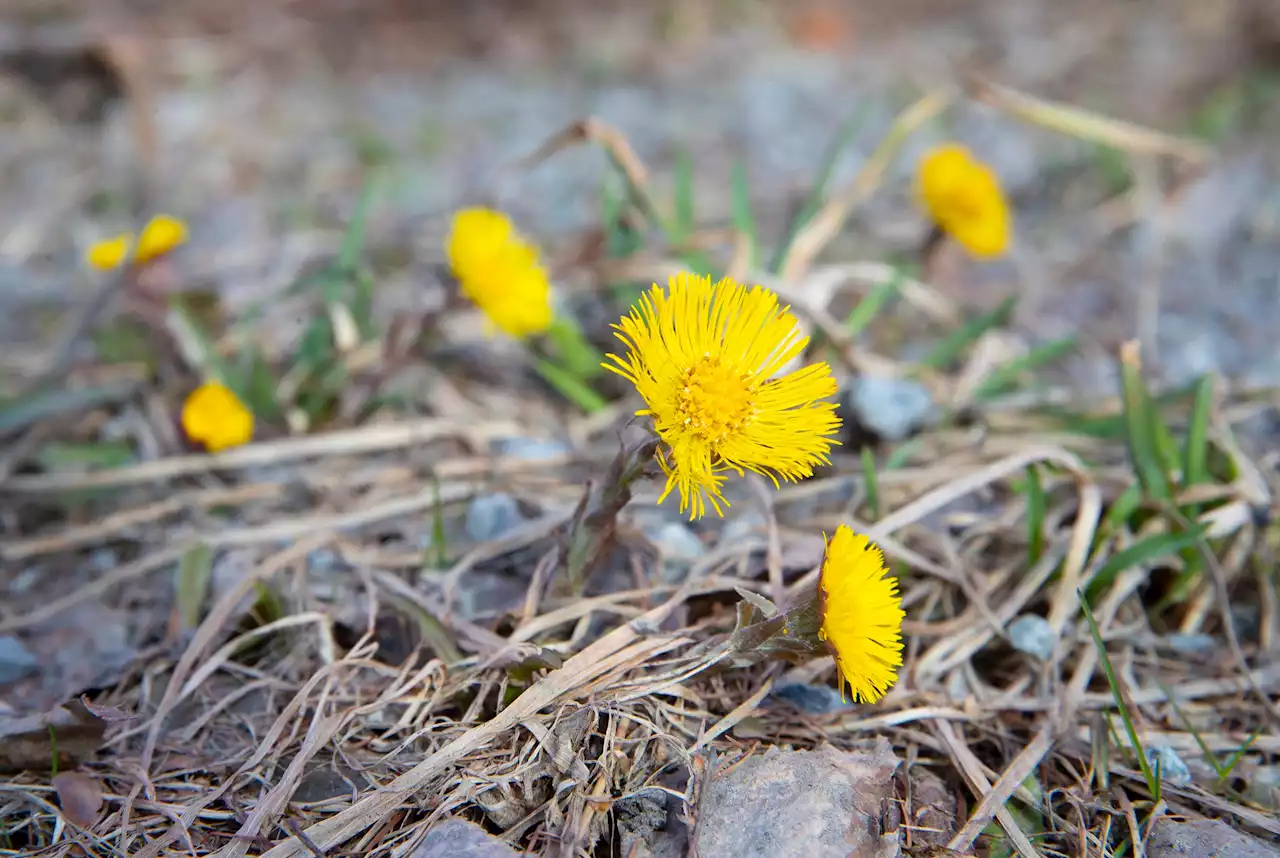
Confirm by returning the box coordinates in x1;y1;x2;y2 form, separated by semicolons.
465;493;525;543
1145;745;1192;786
647;521;706;583
0;635;39;684
846;376;937;442
1007;614;1056;662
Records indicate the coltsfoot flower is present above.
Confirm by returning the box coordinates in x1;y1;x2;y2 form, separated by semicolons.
86;214;189;271
917;143;1010;259
605;272;841;519
181;381;254;453
446;207;553;338
818;526;904;703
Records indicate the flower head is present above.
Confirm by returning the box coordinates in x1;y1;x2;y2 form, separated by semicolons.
818;526;904;703
446;207;553;338
181;381;254;453
917;144;1010;259
86;214;189;271
605;272;842;519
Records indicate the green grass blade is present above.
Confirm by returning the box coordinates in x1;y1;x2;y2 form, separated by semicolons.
1183;373;1215;488
769;107;869;274
843;269;902;338
1079;590;1160;799
973;336;1078;401
339;175;377;272
534;359;608;414
1025;465;1046;565
1087;522;1210;599
919;296;1018;370
1119;342;1172;501
176;542;214;632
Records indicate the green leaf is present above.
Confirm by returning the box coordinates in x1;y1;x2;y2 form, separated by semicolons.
543;317;606;380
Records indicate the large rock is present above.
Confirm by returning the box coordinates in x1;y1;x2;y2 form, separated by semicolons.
692;740;899;858
1147;818;1280;858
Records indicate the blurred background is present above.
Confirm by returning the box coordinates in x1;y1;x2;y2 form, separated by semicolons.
2;0;1280;397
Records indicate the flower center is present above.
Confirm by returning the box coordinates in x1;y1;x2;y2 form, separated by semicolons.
676;354;757;444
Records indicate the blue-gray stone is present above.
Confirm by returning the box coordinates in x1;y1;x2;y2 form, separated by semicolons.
1146;745;1192;786
846;376;936;442
771;682;849;714
0;636;40;684
465;493;525;542
1007;614;1055;662
492;436;572;462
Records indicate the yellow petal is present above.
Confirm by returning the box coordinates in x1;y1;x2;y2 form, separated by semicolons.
86;234;133;271
134;214;189;264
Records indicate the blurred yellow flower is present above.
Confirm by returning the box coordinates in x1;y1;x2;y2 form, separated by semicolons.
917;144;1010;259
86;214;189;271
605;272;842;519
446;207;553;338
818;526;904;704
181;381;254;453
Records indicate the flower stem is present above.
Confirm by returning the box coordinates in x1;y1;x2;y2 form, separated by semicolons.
559;429;659;593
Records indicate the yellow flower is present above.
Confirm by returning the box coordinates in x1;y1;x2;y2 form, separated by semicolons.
917;144;1010;259
604;272;842;519
181;382;254;453
446;207;553;338
818;526;904;704
86;214;189;271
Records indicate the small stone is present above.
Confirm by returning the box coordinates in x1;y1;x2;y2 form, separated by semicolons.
1007;614;1056;661
1145;745;1192;786
1148;818;1280;858
411;818;522;858
307;549;348;574
0;636;39;684
492;436;572;462
718;512;766;548
770;683;849;715
845;376;936;442
647;522;707;583
465;493;524;543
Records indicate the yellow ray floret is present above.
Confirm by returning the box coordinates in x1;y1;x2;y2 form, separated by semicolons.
605;272;842;519
818;526;905;703
918;143;1010;259
85;214;189;271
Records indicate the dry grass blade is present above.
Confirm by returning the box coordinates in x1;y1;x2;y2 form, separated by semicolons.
947;726;1053;853
780;90;950;281
2;418;526;494
965;75;1211;162
934;721;1044;858
258;586;696;858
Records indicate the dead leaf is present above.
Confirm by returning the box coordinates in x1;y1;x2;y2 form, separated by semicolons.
79;694;138;723
53;770;103;828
